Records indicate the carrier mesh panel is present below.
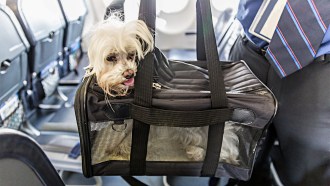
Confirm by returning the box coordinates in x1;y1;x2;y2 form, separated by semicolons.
90;119;262;168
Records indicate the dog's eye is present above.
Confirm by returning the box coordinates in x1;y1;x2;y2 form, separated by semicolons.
127;53;135;61
106;55;117;62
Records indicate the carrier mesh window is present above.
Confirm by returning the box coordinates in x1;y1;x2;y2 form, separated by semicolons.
89;119;262;168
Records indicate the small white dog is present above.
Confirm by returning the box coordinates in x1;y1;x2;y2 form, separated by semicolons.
86;17;153;97
86;17;240;165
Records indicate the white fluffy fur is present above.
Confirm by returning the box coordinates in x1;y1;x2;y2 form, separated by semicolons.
87;17;240;164
86;17;154;96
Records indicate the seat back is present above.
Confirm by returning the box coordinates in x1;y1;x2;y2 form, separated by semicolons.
214;9;242;61
0;129;64;186
58;0;87;48
0;5;29;128
57;0;87;77
7;0;65;73
0;5;29;102
7;0;66;108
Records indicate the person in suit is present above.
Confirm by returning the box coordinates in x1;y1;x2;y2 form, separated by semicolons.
228;0;330;185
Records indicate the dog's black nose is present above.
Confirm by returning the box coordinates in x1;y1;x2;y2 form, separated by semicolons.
123;70;134;79
124;74;133;79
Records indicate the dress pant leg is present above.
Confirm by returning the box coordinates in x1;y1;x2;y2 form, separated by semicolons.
268;60;330;186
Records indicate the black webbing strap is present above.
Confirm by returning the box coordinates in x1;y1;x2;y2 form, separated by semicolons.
121;176;148;186
196;0;228;176
196;3;206;61
131;104;232;127
129;0;156;175
197;0;227;106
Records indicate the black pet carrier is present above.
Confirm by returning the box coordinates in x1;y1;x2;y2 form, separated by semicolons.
74;0;277;181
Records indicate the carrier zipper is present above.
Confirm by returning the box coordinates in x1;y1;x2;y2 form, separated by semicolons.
153;79;171;89
152;82;162;89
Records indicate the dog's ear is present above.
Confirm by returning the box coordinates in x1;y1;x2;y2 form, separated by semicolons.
86;21;111;76
128;20;154;60
134;20;154;52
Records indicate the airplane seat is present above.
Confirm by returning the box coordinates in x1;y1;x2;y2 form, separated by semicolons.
214;8;242;61
4;0;84;176
0;128;65;186
7;0;67;113
57;0;88;81
0;4;29;130
21;0;89;133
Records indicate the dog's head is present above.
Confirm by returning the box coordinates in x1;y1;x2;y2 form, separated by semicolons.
86;17;154;97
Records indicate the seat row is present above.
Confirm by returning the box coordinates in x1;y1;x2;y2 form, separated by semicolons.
0;0;90;182
0;0;87;127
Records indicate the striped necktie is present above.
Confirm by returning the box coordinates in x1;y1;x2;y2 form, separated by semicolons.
265;0;330;77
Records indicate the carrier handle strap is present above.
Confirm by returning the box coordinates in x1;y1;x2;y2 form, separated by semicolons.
104;1;149;175
131;104;233;127
129;0;156;175
196;2;206;61
196;0;228;176
121;176;148;186
196;0;227;106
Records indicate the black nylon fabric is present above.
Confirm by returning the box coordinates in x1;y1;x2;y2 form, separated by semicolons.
75;49;277;180
84;50;274;129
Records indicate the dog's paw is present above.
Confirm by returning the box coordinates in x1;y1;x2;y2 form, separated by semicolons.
186;146;205;161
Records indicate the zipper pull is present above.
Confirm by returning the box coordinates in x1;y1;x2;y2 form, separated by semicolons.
152;83;162;89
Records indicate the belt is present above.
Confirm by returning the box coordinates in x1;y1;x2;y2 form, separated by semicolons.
241;34;330;62
314;54;330;62
241;35;266;55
